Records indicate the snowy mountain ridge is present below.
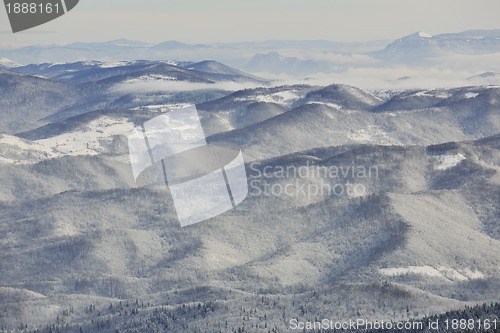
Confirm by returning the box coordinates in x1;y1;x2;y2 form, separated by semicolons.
0;59;499;332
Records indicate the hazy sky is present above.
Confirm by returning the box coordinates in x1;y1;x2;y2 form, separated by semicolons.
1;0;500;46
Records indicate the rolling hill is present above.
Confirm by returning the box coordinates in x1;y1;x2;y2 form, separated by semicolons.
0;60;499;332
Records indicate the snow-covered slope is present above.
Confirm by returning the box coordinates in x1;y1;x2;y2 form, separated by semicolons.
0;70;80;133
35;116;134;156
208;86;500;160
1;133;499;330
0;134;61;164
1;60;500;331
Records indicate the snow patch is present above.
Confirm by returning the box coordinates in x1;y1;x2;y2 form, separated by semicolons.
464;92;479;99
235;90;300;105
160;60;178;66
435;153;466;170
131;103;192;113
36;116;134;156
125;74;177;83
417;32;433;38
414;90;451;98
348;125;400;145
380;266;484;282
306;101;342;109
99;61;129;68
53;220;79;237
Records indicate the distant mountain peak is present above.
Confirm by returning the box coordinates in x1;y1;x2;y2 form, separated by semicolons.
401;31;433;40
375;29;500;62
151;40;191;50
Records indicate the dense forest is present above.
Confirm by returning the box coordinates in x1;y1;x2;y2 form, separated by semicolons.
3;301;499;333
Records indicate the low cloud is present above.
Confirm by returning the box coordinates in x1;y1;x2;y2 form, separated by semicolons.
255;65;498;90
109;80;265;94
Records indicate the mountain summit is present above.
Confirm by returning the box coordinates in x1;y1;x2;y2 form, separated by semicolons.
375;29;500;62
